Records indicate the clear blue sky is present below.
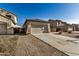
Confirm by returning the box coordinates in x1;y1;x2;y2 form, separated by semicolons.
0;3;79;25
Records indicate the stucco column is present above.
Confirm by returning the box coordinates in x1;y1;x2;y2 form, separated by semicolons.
48;24;50;33
27;23;31;34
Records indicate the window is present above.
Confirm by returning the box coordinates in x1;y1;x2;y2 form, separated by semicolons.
6;14;11;19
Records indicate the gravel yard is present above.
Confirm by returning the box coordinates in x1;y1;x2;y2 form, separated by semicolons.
0;35;18;56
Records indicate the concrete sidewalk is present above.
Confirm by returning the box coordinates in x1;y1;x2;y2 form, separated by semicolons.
32;33;79;56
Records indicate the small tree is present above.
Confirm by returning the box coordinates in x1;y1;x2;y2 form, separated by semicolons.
68;30;72;33
58;31;62;34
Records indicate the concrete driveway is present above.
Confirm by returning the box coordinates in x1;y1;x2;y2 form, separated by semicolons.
32;33;79;56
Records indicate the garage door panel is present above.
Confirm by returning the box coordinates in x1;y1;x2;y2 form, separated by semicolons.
32;28;43;33
31;25;48;34
0;24;7;34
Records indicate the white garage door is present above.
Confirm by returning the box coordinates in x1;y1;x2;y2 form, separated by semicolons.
31;25;48;34
0;24;7;34
31;25;44;34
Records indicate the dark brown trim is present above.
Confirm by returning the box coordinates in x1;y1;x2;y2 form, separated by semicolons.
23;19;49;26
0;8;16;17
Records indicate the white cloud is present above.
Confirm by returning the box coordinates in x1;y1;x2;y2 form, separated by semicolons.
64;19;79;24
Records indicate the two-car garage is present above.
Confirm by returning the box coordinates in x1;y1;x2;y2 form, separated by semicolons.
24;20;50;34
31;24;48;34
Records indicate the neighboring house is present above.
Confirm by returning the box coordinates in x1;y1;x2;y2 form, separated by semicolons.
71;24;77;31
48;19;66;32
71;24;79;31
48;19;73;32
64;24;73;32
0;8;21;34
23;19;75;34
73;24;79;31
76;24;79;31
23;19;50;34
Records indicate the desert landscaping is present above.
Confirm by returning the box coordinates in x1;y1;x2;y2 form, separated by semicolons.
0;7;79;56
1;31;79;56
0;35;18;56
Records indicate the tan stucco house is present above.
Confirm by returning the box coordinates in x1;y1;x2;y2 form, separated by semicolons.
23;19;76;34
48;19;66;32
0;8;21;34
76;24;79;31
48;19;73;32
23;19;50;34
71;24;79;31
